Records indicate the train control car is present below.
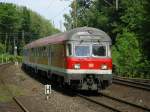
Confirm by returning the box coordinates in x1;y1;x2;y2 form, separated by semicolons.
22;27;112;91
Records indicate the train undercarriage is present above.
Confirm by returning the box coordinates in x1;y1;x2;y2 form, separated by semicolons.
68;74;112;91
22;63;112;91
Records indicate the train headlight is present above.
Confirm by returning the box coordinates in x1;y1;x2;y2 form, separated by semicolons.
74;64;80;69
101;64;108;70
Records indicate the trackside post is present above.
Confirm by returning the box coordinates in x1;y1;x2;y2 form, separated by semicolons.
45;84;51;100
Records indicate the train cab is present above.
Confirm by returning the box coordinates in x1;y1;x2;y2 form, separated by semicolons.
65;31;112;90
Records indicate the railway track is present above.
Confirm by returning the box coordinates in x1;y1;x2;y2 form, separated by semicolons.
113;78;150;91
113;75;150;83
22;64;150;112
77;92;150;112
13;97;30;112
0;63;30;112
2;63;150;112
0;80;29;112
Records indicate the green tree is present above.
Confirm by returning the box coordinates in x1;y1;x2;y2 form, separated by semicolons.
0;43;5;54
0;2;60;55
112;29;142;76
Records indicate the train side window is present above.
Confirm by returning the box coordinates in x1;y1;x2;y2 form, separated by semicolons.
46;47;49;56
42;48;43;56
48;46;51;57
38;48;40;56
39;47;41;57
35;48;37;56
41;47;43;56
33;48;34;56
37;48;38;56
31;48;33;56
67;44;72;56
33;48;35;56
43;46;46;56
40;47;42;57
42;47;43;56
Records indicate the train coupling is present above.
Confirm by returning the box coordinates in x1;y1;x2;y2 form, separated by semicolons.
81;74;98;90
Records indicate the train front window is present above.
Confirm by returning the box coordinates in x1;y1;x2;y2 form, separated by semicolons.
75;45;90;57
92;45;106;56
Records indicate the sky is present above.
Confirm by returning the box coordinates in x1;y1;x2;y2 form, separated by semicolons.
0;0;72;31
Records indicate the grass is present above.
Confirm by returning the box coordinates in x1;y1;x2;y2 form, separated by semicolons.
0;84;23;102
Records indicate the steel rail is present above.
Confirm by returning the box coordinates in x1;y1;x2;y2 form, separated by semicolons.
113;78;150;91
78;92;150;112
99;92;150;111
77;94;121;112
13;97;30;112
113;78;150;87
113;75;150;83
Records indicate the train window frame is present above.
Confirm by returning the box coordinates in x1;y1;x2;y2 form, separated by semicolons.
74;44;91;57
92;44;107;57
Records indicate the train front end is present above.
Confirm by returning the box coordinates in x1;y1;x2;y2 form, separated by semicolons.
65;29;112;91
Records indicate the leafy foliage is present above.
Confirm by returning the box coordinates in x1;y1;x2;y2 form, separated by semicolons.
112;29;142;76
0;54;22;63
0;43;5;54
0;2;60;55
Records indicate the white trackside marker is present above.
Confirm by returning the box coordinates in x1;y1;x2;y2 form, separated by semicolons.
45;84;51;100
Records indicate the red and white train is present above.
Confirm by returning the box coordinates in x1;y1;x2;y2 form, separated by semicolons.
22;27;112;91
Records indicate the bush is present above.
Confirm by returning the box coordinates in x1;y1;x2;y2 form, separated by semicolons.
0;43;5;54
112;29;143;77
0;54;23;63
15;56;23;63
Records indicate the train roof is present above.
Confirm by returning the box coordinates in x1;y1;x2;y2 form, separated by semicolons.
25;27;111;49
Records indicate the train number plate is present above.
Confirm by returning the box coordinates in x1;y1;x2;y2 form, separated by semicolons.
89;63;94;68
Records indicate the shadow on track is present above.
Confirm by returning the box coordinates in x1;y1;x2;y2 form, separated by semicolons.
21;65;101;97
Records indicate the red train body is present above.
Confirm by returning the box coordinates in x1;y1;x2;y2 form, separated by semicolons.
67;57;112;70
